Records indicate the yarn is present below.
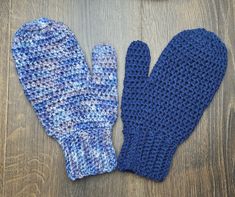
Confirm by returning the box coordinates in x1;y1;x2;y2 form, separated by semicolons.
12;18;118;180
118;29;227;181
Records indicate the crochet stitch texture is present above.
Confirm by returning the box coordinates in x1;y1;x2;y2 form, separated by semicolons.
12;18;118;180
118;29;227;181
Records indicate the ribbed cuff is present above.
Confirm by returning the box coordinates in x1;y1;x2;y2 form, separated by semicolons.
57;128;117;180
117;130;178;181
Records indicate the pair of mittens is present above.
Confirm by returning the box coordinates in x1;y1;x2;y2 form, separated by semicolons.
118;29;227;181
12;18;118;180
12;19;227;182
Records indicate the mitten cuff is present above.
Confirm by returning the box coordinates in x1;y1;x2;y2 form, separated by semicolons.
58;128;117;180
117;129;178;181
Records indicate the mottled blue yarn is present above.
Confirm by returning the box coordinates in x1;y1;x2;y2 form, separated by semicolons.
12;18;118;180
118;29;227;181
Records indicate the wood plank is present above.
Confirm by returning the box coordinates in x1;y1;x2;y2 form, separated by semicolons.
140;0;235;196
5;0;141;196
0;0;10;196
5;0;63;196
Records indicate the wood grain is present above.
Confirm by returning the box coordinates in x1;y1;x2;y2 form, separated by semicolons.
0;0;10;196
0;0;234;196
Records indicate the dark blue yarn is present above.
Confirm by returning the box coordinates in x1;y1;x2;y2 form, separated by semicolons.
117;28;227;181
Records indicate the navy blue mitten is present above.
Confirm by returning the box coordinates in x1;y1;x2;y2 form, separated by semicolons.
118;29;227;181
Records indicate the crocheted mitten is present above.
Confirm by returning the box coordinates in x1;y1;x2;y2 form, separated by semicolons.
118;29;227;181
12;18;118;180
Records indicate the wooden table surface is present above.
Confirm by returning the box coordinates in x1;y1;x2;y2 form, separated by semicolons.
0;0;234;196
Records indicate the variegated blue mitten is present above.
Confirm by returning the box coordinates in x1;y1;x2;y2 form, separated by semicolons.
12;18;118;180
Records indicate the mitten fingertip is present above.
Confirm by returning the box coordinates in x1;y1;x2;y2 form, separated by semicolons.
127;40;150;58
92;44;117;58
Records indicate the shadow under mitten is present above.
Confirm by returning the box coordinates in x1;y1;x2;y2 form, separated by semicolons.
118;29;227;181
12;18;118;180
